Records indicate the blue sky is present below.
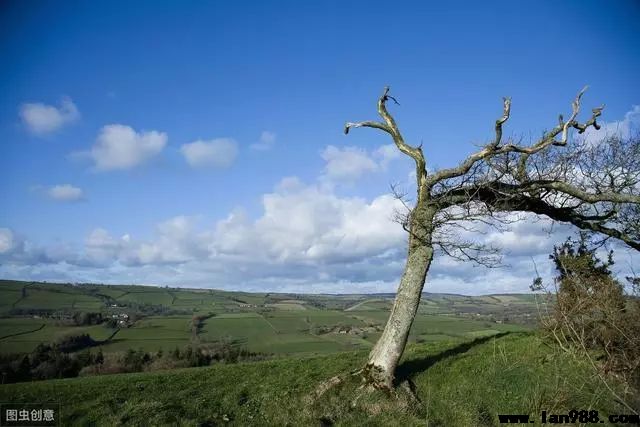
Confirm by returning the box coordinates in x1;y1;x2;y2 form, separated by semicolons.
1;0;639;294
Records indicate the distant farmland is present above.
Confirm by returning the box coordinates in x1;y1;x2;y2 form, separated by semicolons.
0;279;540;356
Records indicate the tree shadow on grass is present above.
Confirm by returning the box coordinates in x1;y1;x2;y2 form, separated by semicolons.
394;332;512;386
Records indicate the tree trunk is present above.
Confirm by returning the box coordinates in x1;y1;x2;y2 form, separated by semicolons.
364;238;434;389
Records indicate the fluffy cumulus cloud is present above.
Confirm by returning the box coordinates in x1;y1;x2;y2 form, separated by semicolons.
211;178;407;263
374;144;401;170
321;145;378;182
0;179;413;291
321;144;400;183
127;216;211;265
81;228;127;267
250;131;276;151
180;138;238;169
484;214;562;257
99;179;404;267
2;190;639;293
19;96;79;135
0;228;73;266
87;124;167;171
75;217;211;268
46;184;84;202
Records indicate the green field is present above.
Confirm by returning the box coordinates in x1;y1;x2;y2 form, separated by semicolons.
0;333;631;426
0;319;116;354
98;316;193;352
0;280;537;356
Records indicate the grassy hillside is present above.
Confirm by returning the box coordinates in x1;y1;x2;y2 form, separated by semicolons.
0;332;628;426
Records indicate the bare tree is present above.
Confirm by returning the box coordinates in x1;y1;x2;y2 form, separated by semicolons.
344;86;640;390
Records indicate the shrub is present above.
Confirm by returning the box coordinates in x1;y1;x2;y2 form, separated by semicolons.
54;333;96;353
535;236;640;407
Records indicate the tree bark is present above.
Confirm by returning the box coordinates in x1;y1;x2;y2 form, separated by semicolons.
364;204;434;389
365;241;433;389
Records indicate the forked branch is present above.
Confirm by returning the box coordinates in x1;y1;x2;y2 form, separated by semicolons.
427;86;604;186
345;87;426;187
491;96;511;148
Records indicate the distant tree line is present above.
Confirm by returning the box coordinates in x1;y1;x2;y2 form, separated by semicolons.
0;340;267;384
0;336;102;384
6;303;192;323
190;313;216;339
8;308;56;317
5;309;104;326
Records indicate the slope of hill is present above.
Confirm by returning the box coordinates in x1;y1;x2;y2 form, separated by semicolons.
0;332;628;426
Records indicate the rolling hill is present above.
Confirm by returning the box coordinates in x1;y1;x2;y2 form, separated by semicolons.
0;332;630;426
0;279;540;357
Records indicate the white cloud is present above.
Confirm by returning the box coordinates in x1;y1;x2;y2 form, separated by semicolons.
82;228;124;267
19;96;79;135
581;105;640;145
87;124;167;171
1;172;572;293
321;145;380;182
250;131;276;151
0;179;410;289
46;184;84;202
74;217;212;268
180;138;238;169
3;198;639;294
0;228;64;265
0;228;14;253
320;144;402;183
373;144;401;169
125;216;210;265
211;179;407;263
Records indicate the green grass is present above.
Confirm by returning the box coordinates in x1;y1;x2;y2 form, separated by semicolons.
201;314;276;344
98;316;193;353
14;289;74;310
306;311;367;327
116;291;175;306
0;308;528;356
0;333;629;426
267;302;308;311
0;318;45;338
0;289;21;311
261;313;310;333
89;287;128;299
0;319;120;354
197;312;374;355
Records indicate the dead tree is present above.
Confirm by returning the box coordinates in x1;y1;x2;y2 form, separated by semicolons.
344;86;640;390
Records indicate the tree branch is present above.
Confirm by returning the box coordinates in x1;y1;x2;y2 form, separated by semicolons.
345;86;426;188
344;121;391;135
426;87;604;186
491;96;511;148
521;180;640;204
433;183;640;251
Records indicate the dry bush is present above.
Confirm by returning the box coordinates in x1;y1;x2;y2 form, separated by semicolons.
534;235;640;411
